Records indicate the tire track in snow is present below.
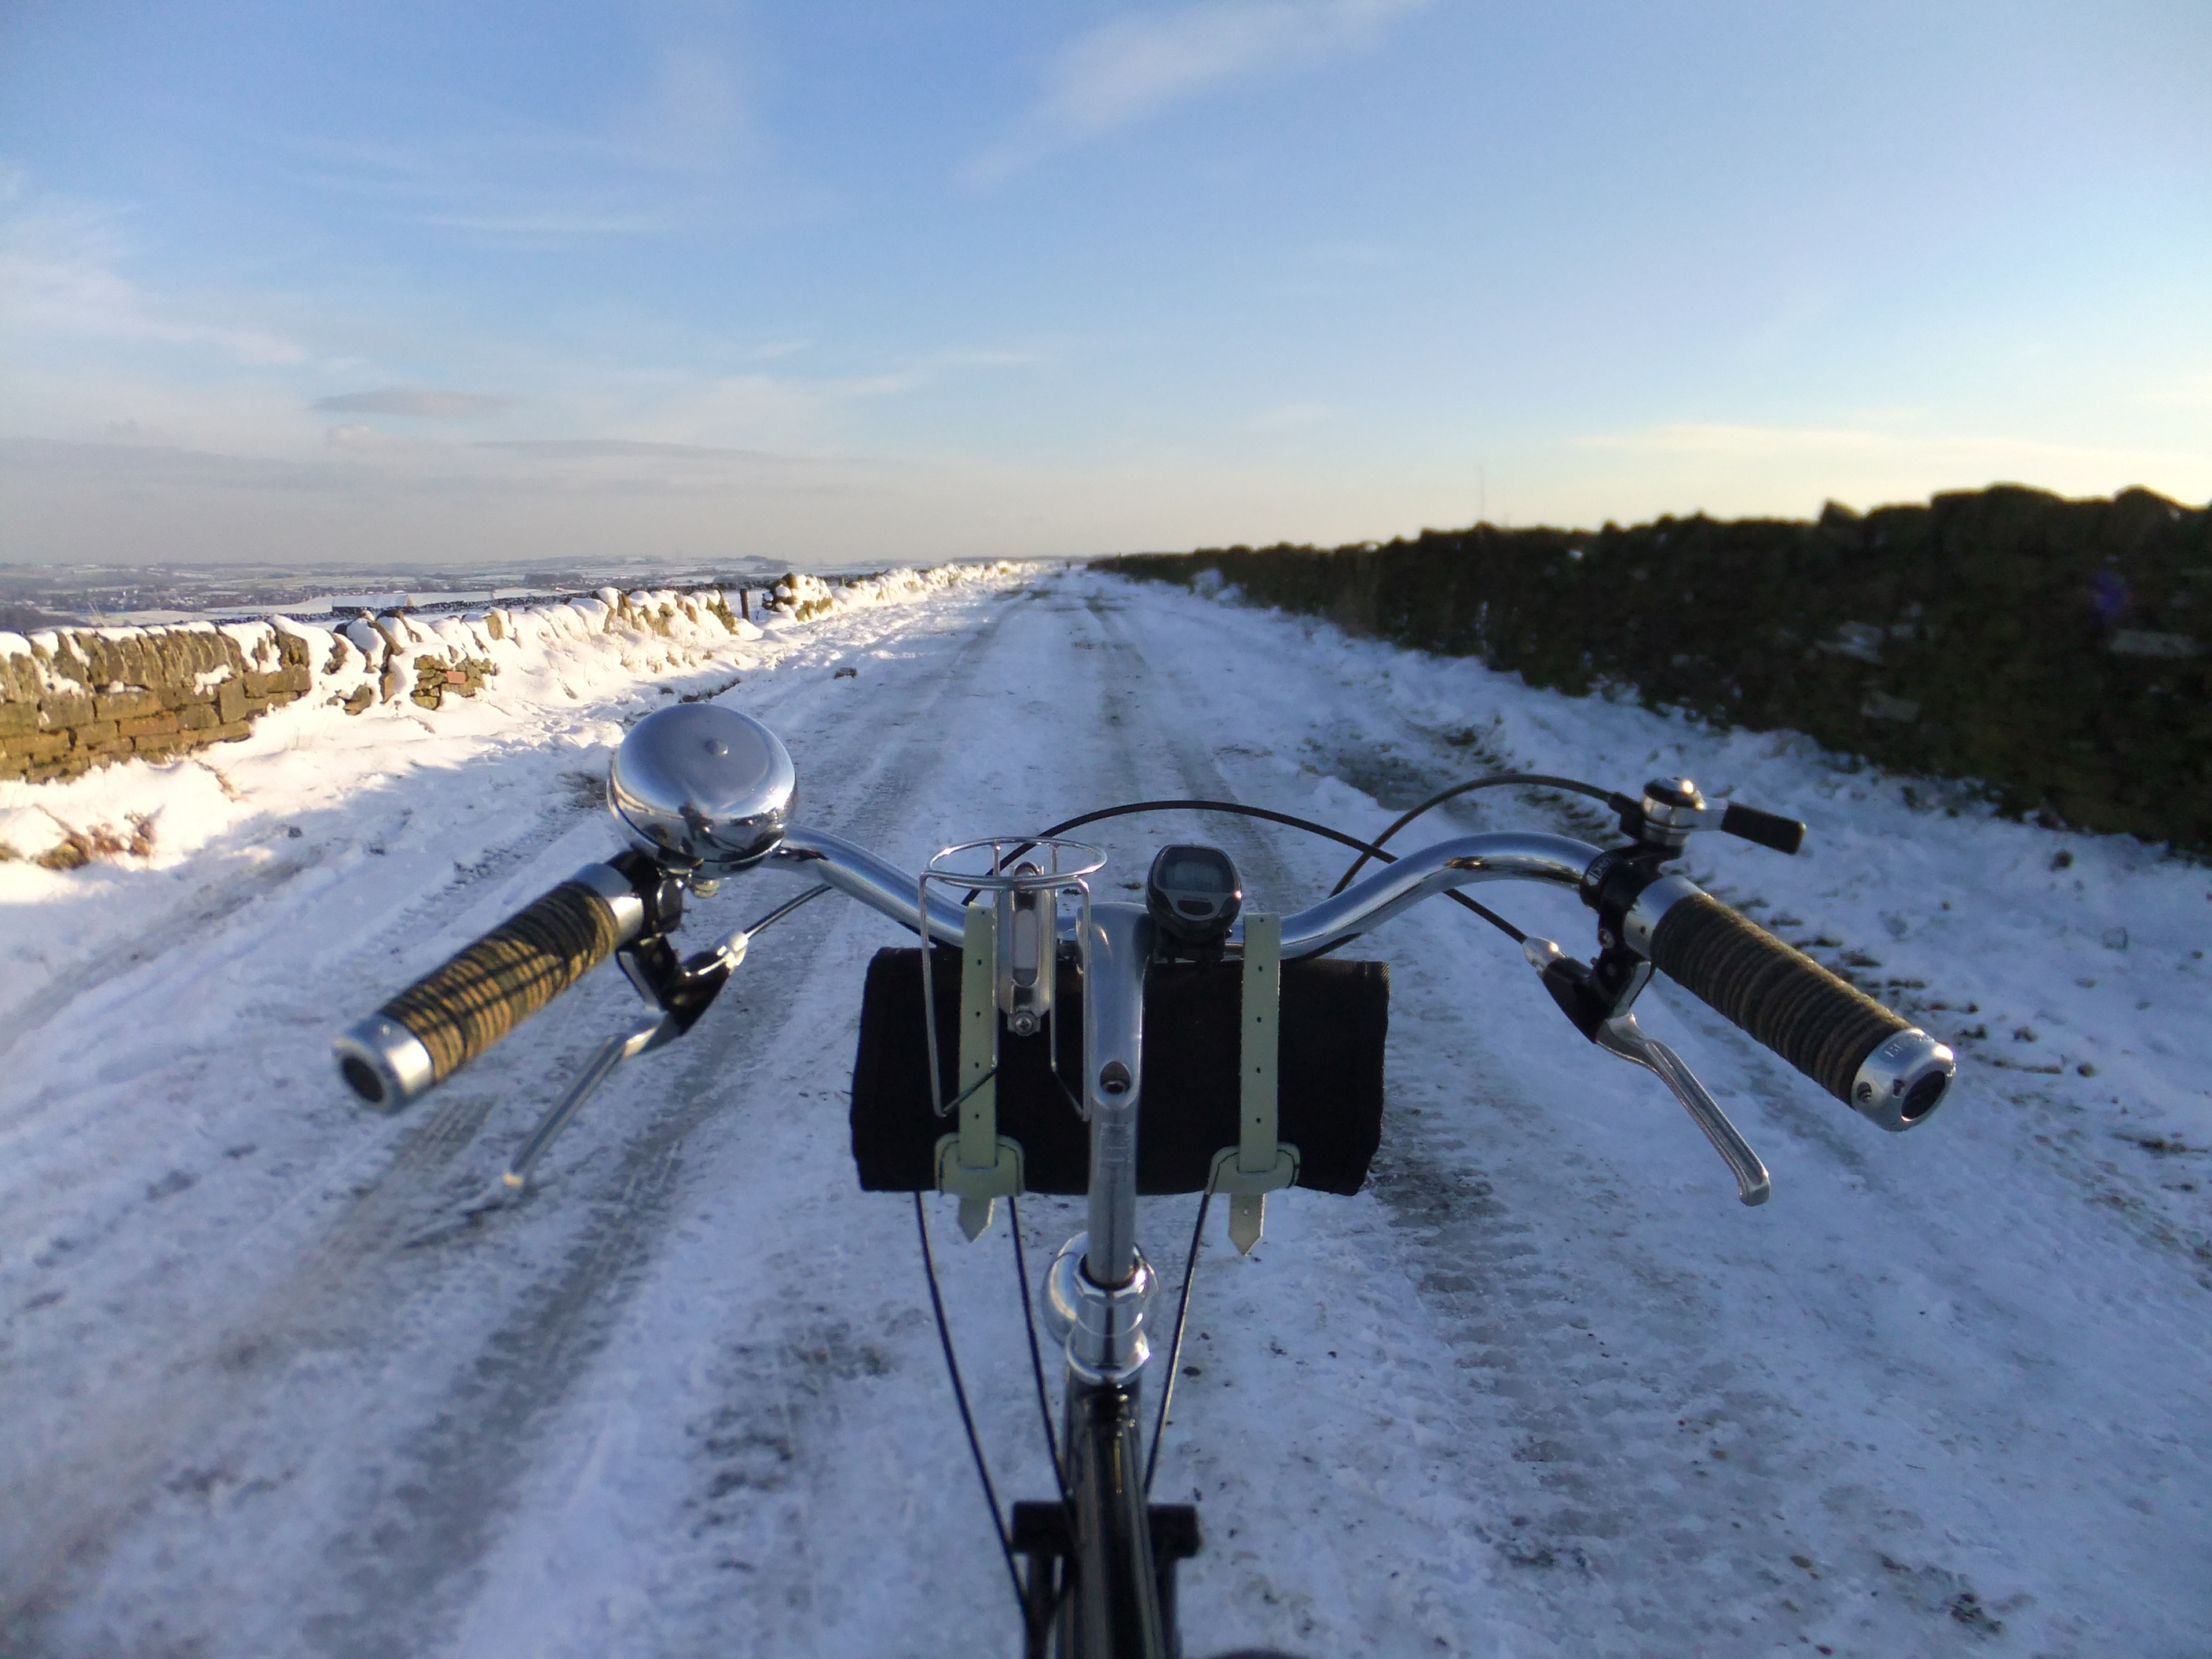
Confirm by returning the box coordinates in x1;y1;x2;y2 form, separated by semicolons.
1082;576;2208;1657
294;599;1042;1659
481;584;1163;1657
1079;590;2006;1657
4;589;1031;1657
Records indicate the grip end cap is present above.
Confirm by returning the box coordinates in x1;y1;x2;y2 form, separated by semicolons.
1851;1028;1955;1132
335;1015;436;1111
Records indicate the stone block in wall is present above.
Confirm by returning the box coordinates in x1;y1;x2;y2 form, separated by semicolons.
212;720;253;742
119;712;181;739
40;690;94;727
76;720;120;745
281;664;311;694
95;689;164;721
380;664;407;703
343;686;375;716
62;637;106;683
241;671;273;698
5;731;72;760
0;702;35;737
218;680;250;723
177;702;218;731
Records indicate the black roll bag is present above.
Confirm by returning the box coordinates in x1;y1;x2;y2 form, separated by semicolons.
849;947;1389;1196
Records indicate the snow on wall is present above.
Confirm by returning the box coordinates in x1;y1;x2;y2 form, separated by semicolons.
0;561;1034;862
0;563;1031;796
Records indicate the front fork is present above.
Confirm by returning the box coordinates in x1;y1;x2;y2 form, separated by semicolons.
1062;1374;1170;1657
1030;1239;1197;1659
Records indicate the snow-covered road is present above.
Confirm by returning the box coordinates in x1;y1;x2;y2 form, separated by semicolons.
2;568;2207;1658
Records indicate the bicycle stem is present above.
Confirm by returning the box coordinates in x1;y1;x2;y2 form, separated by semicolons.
1080;904;1152;1289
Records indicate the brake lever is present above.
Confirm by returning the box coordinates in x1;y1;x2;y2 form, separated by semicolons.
1522;936;1771;1207
1594;1013;1771;1206
479;884;833;1207
487;1013;675;1201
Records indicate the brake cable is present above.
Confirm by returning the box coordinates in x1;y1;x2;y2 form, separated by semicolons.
914;1192;1025;1606
989;798;1526;944
1144;1186;1214;1496
1330;773;1615;894
1008;1198;1069;1505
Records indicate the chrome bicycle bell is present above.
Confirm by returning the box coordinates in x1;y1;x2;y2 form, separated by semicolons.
609;704;797;877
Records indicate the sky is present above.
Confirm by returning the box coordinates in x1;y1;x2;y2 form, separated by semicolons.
2;0;2208;569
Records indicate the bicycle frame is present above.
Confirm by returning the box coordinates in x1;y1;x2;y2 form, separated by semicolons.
763;825;1601;1659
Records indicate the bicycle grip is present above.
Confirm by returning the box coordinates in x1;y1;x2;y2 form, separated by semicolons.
334;865;644;1111
1719;801;1805;855
1640;885;1952;1130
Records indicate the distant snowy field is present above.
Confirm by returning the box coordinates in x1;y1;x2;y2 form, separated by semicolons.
1;566;2205;1658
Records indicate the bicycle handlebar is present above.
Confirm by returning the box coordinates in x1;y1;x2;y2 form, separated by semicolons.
1269;830;1593;957
1632;879;1949;1130
334;864;646;1109
333;811;1950;1133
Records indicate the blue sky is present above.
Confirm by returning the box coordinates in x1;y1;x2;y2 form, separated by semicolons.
2;1;2207;568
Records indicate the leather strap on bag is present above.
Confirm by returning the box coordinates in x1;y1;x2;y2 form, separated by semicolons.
935;901;1023;1238
1207;912;1297;1253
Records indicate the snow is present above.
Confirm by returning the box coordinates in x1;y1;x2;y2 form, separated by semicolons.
1;566;2205;1657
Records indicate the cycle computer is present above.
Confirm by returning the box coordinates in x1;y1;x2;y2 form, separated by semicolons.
1146;843;1243;954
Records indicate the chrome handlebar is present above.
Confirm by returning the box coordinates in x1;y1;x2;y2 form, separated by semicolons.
499;704;1943;1216
607;706;1606;961
768;827;977;947
766;825;1604;959
1271;830;1595;958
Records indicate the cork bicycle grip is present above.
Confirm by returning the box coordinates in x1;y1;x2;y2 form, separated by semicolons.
335;868;643;1109
1646;889;1950;1128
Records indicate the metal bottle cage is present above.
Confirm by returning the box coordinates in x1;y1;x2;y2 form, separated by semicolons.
917;837;1107;1121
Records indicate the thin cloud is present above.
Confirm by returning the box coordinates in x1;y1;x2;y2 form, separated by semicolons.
289;49;765;247
474;438;798;462
315;386;514;418
1;193;301;365
1584;423;1895;458
1579;421;2207;482
0;434;875;503
969;0;1430;184
2141;372;2212;409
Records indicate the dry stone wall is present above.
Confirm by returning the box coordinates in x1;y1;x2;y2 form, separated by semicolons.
1101;486;2212;852
0;584;748;786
